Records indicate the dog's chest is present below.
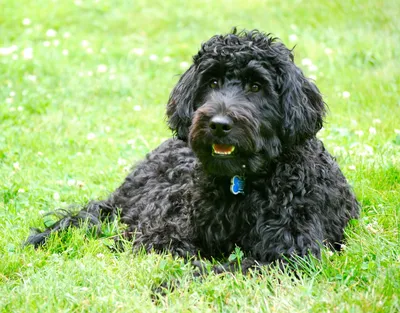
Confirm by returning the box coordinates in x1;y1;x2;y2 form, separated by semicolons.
190;177;260;256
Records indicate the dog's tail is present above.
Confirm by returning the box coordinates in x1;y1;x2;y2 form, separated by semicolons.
24;199;117;248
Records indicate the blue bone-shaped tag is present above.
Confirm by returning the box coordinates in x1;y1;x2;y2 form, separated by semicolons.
230;175;245;195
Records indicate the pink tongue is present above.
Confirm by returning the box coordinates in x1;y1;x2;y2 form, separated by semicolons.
214;144;233;153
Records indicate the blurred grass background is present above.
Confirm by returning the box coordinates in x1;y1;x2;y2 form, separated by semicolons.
1;0;399;312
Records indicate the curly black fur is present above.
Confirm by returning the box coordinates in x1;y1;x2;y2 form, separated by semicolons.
26;29;359;273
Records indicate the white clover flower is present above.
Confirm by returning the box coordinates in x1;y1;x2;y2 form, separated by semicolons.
26;75;37;82
62;49;69;56
365;223;378;234
301;58;312;66
359;144;374;156
131;48;144;55
53;192;60;200
348;165;356;170
0;45;18;56
342;91;350;98
149;54;158;61
22;18;31;26
326;250;334;257
133;105;141;111
309;64;318;72
9;91;16;97
355;130;364;137
13;162;20;170
46;29;57;37
180;61;189;68
372;118;381;124
81;40;90;47
87;133;96;140
324;47;333;55
86;48;93;54
22;47;33;59
6;98;13;104
67;179;76;186
118;158;127;166
369;127;377;135
18;188;26;193
63;32;71;39
288;34;298;42
333;146;346;156
97;64;108;73
53;40;60;47
17;106;23;111
162;56;171;63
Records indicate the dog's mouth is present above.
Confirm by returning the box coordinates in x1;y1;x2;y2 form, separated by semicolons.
211;144;236;157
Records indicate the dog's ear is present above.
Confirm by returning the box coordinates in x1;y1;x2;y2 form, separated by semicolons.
166;65;198;140
274;45;326;144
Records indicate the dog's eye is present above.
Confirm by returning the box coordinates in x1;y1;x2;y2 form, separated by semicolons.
209;79;219;89
250;83;261;92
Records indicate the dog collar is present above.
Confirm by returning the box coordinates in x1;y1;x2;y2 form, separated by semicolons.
230;175;245;195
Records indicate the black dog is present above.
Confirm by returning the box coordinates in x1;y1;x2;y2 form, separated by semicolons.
27;29;359;273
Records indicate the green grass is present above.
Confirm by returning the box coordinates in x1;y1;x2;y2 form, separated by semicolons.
1;0;399;312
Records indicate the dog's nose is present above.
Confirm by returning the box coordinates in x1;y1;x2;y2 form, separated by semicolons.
209;115;233;136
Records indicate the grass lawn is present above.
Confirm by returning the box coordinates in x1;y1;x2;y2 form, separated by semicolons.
1;0;399;312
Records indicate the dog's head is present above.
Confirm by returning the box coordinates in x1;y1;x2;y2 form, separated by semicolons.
167;29;325;176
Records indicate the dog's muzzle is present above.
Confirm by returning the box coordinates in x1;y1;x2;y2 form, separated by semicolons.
208;115;236;157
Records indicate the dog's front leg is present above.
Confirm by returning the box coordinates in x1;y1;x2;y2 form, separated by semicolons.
207;222;324;275
249;216;324;270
